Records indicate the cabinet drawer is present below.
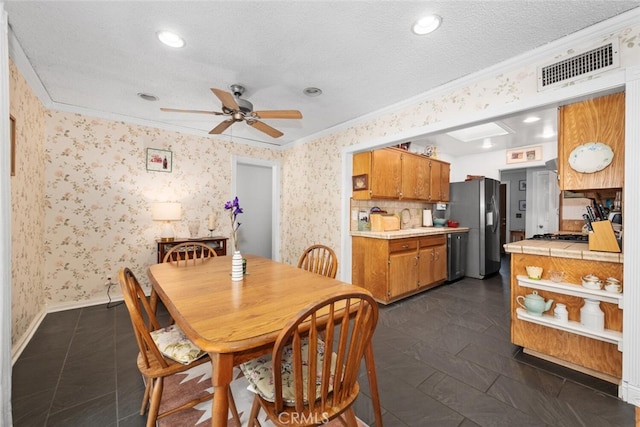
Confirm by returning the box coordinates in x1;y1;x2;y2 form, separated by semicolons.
419;235;446;247
388;239;418;253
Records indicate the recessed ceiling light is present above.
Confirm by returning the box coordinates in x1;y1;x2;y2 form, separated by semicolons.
303;87;323;97
156;30;185;48
412;15;442;35
446;122;510;142
481;139;493;149
137;92;158;101
523;116;541;123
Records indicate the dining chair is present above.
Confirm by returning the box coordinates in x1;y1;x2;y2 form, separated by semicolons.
297;244;338;279
163;241;217;265
150;241;219;317
241;290;380;427
118;267;239;427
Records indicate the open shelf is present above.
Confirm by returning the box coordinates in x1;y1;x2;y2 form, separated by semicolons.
515;308;622;351
516;275;623;308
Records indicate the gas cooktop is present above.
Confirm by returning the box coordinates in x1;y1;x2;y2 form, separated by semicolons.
530;233;588;242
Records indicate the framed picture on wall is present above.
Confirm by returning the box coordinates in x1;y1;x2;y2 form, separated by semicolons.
352;174;368;191
506;146;542;164
519;180;526;191
519;200;526;211
146;148;172;172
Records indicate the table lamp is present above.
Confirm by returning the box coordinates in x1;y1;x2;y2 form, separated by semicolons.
151;202;182;242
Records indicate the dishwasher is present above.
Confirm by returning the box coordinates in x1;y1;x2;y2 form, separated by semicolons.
447;232;468;282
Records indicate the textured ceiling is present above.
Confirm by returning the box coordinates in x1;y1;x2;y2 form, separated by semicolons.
6;1;640;151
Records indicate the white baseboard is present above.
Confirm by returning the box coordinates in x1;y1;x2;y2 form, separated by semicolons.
619;381;640;407
11;294;126;364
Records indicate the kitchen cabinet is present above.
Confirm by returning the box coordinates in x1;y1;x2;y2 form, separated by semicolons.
418;236;447;286
352;148;449;202
429;159;450;202
558;92;625;191
508;250;623;380
353;148;401;199
352;234;447;303
401;152;430;200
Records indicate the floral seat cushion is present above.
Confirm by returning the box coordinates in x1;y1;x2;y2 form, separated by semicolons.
149;324;206;364
240;339;337;406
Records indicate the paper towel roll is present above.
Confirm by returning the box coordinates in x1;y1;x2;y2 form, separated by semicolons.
423;209;433;227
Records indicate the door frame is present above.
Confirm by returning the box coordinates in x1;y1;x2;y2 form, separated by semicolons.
232;155;281;261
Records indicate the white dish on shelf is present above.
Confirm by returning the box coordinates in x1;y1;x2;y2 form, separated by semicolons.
582;279;603;290
568;142;614;173
604;283;621;293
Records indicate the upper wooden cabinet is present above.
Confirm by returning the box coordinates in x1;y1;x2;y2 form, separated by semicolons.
353;148;450;202
429;159;450;202
558;92;625;191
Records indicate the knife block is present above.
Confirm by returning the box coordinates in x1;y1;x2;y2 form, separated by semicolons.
588;221;621;253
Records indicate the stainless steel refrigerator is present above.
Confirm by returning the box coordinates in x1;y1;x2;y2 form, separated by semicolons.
448;178;501;279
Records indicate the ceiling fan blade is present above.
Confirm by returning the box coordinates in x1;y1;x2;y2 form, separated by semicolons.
252;110;303;119
210;88;239;111
247;120;284;138
160;107;224;115
209;119;235;135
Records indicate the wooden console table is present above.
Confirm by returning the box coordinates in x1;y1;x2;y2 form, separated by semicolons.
156;236;228;263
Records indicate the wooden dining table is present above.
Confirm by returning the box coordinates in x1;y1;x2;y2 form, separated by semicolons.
148;253;382;427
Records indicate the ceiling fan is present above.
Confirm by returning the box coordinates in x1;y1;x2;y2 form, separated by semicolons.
160;84;303;138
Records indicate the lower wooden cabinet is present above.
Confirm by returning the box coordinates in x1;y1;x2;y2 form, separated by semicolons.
352;235;447;304
418;237;447;287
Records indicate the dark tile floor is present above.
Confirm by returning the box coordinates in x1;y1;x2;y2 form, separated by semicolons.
12;255;636;426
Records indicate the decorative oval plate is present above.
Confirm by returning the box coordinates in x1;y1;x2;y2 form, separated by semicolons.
568;142;614;173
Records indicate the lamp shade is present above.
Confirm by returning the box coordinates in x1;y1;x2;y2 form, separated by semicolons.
151;202;182;221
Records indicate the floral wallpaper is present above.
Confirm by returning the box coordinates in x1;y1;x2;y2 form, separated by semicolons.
9;60;46;345
44;112;280;304
10;23;640;352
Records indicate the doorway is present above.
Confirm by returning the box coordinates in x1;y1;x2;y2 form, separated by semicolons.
233;157;281;260
500;183;507;253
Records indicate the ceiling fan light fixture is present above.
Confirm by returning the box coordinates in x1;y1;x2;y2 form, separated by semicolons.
303;87;323;97
156;30;185;48
412;15;442;35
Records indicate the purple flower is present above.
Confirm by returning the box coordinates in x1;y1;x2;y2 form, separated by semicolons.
224;197;244;251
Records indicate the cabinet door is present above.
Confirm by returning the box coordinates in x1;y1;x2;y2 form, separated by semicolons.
389;251;418;298
432;244;447;282
401;153;429;200
371;149;402;199
418;244;447;286
439;162;450;202
352;151;372;200
418;247;435;286
429;160;442;201
559;92;624;190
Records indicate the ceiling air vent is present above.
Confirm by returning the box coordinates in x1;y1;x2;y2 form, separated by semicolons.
537;40;619;91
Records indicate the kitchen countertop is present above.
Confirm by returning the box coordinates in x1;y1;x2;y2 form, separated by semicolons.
351;227;469;239
503;239;622;264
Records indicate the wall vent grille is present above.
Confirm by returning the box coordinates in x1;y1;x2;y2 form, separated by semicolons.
537;40;619;91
